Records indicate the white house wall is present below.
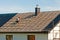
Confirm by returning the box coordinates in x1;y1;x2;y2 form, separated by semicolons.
0;33;48;40
48;22;60;40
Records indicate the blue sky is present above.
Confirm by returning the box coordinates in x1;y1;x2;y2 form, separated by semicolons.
0;0;60;13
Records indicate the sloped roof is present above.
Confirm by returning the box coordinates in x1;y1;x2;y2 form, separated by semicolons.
0;11;60;33
0;13;17;27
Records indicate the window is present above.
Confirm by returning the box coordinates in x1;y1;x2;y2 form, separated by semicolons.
6;35;13;40
28;35;35;40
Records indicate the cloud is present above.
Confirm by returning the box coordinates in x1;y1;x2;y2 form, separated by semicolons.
0;6;28;13
0;6;34;13
41;6;60;11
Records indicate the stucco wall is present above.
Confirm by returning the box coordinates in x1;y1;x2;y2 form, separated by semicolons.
0;33;48;40
48;22;60;40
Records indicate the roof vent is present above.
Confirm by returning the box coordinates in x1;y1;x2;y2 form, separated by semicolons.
15;17;20;23
35;4;40;16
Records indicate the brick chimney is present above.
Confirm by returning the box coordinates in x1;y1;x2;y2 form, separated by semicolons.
35;4;40;16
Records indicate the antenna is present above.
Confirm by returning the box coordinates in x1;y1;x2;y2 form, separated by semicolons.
35;0;39;7
36;0;39;5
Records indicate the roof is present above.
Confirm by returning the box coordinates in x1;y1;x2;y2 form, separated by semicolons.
0;11;60;33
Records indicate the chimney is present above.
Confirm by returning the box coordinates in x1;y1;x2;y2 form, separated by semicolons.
35;4;40;16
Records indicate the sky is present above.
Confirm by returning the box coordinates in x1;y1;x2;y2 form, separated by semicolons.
0;0;60;13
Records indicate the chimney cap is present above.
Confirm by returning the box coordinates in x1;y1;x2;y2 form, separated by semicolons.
36;4;40;8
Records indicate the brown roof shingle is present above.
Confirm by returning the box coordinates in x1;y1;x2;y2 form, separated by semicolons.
0;11;60;32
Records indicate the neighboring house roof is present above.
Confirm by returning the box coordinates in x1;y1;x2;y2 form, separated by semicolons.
0;11;60;33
